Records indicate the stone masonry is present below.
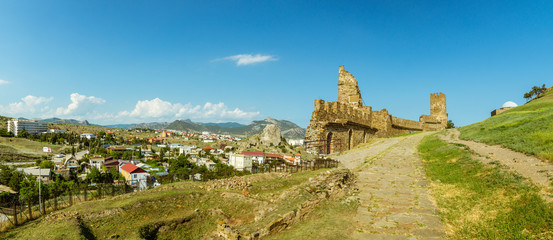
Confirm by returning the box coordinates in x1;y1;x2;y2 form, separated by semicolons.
305;66;447;154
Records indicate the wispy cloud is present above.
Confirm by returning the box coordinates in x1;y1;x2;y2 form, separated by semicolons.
218;54;278;66
0;79;9;85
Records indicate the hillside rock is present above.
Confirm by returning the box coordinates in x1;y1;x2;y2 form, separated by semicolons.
243;124;284;148
259;124;282;146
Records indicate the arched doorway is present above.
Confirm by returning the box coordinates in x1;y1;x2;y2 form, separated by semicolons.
348;129;353;150
326;132;333;154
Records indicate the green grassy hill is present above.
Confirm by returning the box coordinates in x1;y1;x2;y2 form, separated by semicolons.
460;89;553;161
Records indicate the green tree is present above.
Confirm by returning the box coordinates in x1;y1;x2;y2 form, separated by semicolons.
446;120;455;129
524;84;548;102
39;160;55;170
18;129;30;138
19;178;38;218
86;167;104;183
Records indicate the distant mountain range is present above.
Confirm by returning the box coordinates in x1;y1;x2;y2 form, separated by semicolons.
165;117;305;139
42;118;93;126
39;117;306;139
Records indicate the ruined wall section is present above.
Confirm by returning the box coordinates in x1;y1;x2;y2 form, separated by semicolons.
338;65;363;108
391;116;423;131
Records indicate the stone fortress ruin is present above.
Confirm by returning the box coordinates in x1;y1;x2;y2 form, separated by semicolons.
305;66;448;154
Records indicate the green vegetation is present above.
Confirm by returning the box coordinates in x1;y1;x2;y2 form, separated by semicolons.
524;84;548;102
418;135;553;239
459;88;553;161
446;119;454;129
1;169;329;239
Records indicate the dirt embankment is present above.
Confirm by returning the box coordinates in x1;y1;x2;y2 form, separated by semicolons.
211;169;356;240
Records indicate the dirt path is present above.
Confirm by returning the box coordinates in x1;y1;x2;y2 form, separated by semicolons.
439;129;553;201
335;133;445;240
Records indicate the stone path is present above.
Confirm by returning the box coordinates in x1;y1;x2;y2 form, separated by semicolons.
335;133;445;240
439;129;553;201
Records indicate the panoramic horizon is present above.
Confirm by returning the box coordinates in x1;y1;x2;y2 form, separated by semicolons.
1;1;553;128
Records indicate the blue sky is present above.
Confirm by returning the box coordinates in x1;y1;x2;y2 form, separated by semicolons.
0;1;552;127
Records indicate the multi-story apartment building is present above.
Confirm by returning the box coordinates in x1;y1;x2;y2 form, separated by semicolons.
7;119;48;136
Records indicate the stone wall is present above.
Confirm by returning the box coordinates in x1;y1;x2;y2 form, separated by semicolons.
305;66;447;154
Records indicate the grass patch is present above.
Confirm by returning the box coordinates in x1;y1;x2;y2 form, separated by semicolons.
459;90;553;162
418;135;553;239
265;196;359;239
0;137;67;161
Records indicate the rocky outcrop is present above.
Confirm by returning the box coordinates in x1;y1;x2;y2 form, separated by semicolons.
242;124;283;148
202;177;252;191
213;169;355;239
259;124;282;146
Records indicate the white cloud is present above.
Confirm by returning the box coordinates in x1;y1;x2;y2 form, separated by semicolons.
56;93;106;116
119;98;200;118
0;79;9;85
220;54;277;66
118;98;259;122
0;95;53;116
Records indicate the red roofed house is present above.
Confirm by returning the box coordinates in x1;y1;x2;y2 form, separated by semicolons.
241;151;265;164
119;163;149;190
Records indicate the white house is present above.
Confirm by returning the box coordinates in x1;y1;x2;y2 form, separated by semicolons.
287;139;305;146
80;133;96;139
228;153;252;171
241;151;265;164
178;145;196;155
89;156;106;169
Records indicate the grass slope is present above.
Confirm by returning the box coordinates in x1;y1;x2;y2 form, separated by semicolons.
418;135;553;239
1;170;328;239
460;90;553;161
0;137;67;161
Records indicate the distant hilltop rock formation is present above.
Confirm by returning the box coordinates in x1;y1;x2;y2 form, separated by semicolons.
259;124;282;146
242;124;283;148
305;65;447;154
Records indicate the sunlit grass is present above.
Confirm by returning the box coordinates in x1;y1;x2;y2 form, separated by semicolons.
460;90;553;162
419;135;553;239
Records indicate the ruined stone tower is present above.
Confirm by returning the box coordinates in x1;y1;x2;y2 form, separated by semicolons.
420;92;448;130
305;66;447;154
430;93;447;119
338;65;363;108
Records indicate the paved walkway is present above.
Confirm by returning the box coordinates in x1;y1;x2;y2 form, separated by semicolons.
335;133;445;240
